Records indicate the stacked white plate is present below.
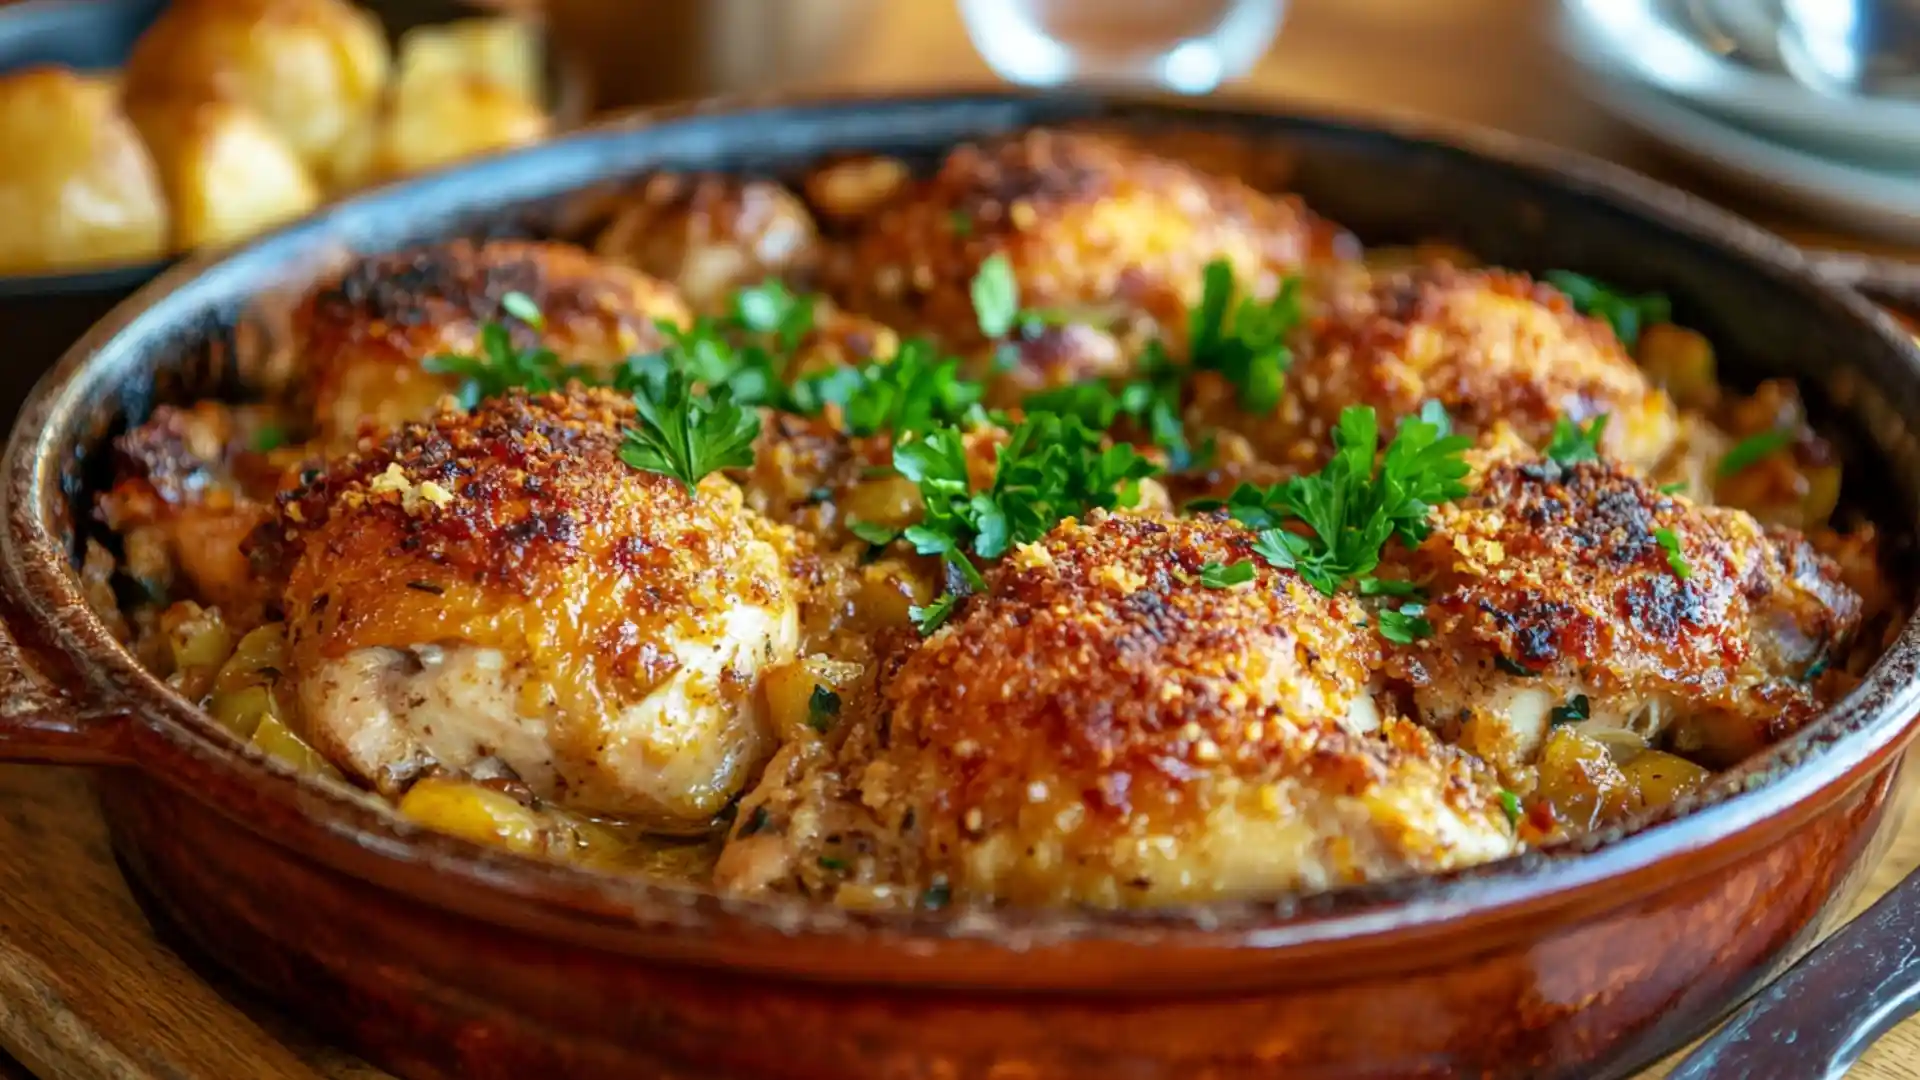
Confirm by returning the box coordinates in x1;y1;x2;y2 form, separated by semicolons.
1557;0;1920;241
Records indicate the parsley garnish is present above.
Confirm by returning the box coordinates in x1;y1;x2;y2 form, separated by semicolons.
1495;655;1537;677
1653;527;1692;579
1659;481;1689;495
898;414;1158;563
1802;654;1830;682
618;359;761;493
252;424;288;453
1377;601;1433;644
806;685;841;733
731;279;814;351
1545;414;1609;465
1199;560;1255;588
1545;270;1672;348
1498;789;1522;828
1550;693;1591;726
1718;429;1794;477
425;321;585;409
971;253;1020;339
1240;405;1472;596
948;211;973;237
909;593;959;636
817;856;849;872
848;520;899;546
1358;576;1423;598
794;339;984;438
1190;260;1300;414
921;878;953;909
1023;342;1196;469
500;289;543;328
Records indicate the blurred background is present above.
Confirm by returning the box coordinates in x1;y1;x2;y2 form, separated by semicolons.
2;0;1919;382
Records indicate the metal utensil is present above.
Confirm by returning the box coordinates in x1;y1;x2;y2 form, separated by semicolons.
1778;0;1920;100
1667;861;1920;1079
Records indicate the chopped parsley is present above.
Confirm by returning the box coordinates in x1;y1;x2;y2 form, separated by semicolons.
1545;413;1609;465
424;321;585;409
817;856;849;872
1189;260;1301;414
1659;481;1689;495
1550;693;1591;726
1653;526;1692;579
1802;654;1830;682
1199;560;1255;588
847;520;899;546
806;685;842;733
1495;655;1537;677
1718;428;1795;477
251;424;288;453
1377;601;1433;644
948;210;973;237
617;358;761;494
1238;405;1472;596
1358;576;1423;598
794;339;984;438
731;279;814;351
500;289;544;328
908;592;959;636
1545;270;1672;348
898;414;1158;564
922;878;953;909
1022;341;1196;469
971;253;1020;338
1498;789;1523;829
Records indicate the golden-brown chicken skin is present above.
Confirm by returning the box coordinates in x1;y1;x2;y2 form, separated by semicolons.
594;173;824;315
256;388;801;825
1383;441;1862;778
296;240;692;442
716;511;1515;909
820;130;1353;383
1252;265;1682;470
96;401;296;622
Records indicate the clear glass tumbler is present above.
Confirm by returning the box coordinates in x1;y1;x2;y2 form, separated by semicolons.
958;0;1288;93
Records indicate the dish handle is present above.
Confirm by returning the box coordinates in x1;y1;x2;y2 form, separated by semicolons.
0;595;134;767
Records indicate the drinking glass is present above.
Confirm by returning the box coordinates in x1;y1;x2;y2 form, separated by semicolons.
957;0;1288;93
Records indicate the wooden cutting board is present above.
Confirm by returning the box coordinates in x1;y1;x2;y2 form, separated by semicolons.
0;762;1915;1080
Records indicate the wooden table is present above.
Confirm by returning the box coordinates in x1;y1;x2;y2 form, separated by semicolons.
5;1;1919;1078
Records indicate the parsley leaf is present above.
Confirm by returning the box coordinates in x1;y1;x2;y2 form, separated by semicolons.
1498;789;1522;829
618;359;761;493
1659;481;1689;495
1244;405;1472;595
1718;429;1794;477
806;685;841;733
971;253;1020;339
1190;260;1301;414
1358;576;1422;598
798;339;985;439
500;289;544;328
1545;414;1609;465
731;279;814;352
1545;270;1671;348
1023;342;1197;469
948;210;973;237
1550;693;1591;727
848;520;899;547
251;424;288;453
899;413;1159;563
1377;601;1433;644
425;322;586;409
1653;526;1692;579
1199;560;1255;588
909;593;959;636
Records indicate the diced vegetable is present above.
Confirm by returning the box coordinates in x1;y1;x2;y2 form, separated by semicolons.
1535;727;1630;832
250;715;342;779
1636;324;1717;408
1619;751;1713;814
398;777;544;854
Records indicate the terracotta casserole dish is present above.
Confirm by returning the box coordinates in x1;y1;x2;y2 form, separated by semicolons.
3;91;1920;1080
